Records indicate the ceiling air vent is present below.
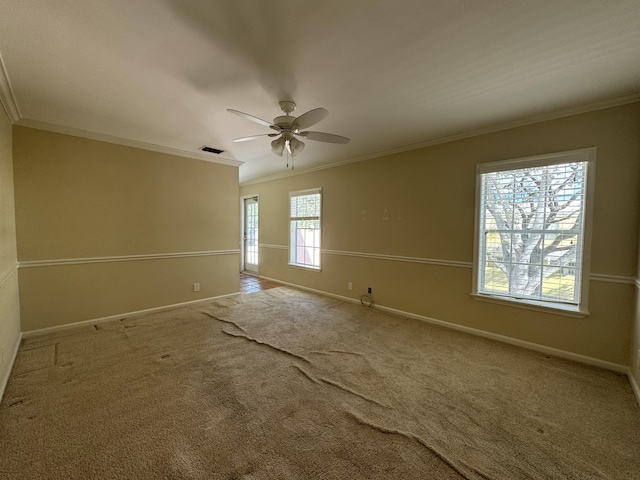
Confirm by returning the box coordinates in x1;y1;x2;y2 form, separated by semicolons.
200;146;224;154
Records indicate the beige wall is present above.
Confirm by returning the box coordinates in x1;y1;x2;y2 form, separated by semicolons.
13;126;240;331
242;102;640;366
0;109;20;393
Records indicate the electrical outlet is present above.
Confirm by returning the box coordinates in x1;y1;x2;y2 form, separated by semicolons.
348;282;353;290
193;283;200;292
367;287;372;294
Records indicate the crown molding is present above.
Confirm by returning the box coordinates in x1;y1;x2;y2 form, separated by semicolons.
241;92;640;186
0;52;20;123
0;49;241;167
1;48;242;168
16;119;243;167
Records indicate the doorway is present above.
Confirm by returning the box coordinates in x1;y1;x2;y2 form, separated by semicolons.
242;195;259;274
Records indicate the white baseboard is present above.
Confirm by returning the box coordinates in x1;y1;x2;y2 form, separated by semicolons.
0;331;22;404
382;304;627;373
260;276;628;374
22;292;240;338
261;275;364;305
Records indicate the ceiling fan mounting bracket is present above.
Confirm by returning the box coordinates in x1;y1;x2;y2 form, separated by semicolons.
279;101;296;115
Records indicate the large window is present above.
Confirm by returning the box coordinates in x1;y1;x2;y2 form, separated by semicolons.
473;148;595;315
289;188;321;269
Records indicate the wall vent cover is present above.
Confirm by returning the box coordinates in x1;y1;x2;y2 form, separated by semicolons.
200;146;224;154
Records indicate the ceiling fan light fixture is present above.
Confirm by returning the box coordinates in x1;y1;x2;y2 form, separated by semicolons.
271;137;285;156
289;137;305;157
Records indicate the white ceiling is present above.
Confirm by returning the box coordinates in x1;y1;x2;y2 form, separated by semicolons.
1;1;639;183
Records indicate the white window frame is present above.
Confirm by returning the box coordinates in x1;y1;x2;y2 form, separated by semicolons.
289;188;322;270
472;148;596;317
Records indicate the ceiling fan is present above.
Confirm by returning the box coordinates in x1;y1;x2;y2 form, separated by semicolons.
228;101;350;158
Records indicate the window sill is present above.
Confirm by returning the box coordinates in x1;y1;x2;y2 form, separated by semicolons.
471;293;589;318
288;263;321;272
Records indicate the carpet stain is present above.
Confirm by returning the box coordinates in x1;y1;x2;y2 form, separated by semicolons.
13;345;56;375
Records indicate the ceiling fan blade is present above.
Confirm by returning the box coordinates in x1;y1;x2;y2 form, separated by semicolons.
232;133;280;142
298;131;350;144
227;109;274;128
294;108;329;130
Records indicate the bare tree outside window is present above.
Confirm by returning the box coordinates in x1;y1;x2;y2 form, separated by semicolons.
479;162;587;304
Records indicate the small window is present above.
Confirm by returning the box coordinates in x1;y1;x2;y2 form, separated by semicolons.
473;148;595;316
289;188;322;269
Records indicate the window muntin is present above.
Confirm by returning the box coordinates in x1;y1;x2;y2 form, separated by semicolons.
289;188;321;269
245;198;259;266
474;148;595;314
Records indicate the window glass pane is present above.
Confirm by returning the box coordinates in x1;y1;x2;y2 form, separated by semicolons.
294;219;320;266
290;191;321;268
291;193;320;218
542;266;576;302
478;161;587;305
246;201;258;265
483;262;509;294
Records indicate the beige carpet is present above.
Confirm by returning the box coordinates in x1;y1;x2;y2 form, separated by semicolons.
1;287;639;479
